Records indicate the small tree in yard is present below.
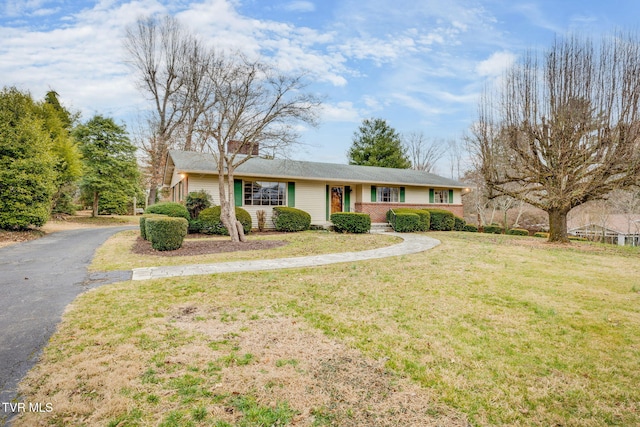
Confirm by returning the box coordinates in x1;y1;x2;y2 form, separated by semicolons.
75;115;140;217
472;33;640;242
195;53;320;242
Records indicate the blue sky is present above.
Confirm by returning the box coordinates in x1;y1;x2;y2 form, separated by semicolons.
1;0;638;173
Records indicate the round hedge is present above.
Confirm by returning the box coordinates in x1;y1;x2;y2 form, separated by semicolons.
144;217;188;251
272;207;311;232
198;206;252;235
139;213;167;240
144;202;190;221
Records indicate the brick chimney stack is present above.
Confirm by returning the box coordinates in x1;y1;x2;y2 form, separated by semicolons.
228;140;259;155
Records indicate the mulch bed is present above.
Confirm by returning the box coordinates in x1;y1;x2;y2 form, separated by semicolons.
132;236;288;257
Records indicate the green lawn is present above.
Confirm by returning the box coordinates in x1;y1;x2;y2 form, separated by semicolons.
14;232;640;426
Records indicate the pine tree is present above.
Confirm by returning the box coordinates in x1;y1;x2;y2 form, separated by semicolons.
347;118;411;168
74;115;140;216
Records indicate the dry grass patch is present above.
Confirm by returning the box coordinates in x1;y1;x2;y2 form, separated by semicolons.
90;230;402;271
0;229;44;248
15;292;465;426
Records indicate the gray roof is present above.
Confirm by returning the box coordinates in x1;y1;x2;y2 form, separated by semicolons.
165;150;466;188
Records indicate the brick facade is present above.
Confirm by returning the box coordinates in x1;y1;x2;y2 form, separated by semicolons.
355;203;464;222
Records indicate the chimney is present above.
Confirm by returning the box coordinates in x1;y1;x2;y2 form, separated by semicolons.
228;140;259;155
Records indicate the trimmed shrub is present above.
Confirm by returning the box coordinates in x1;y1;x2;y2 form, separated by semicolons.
272;206;311;232
139;213;167;240
144;202;190;221
506;228;529;236
145;217;188;251
186;190;212;220
453;216;466;231
330;212;371;233
464;224;478;232
483;224;504;234
533;232;549;238
188;219;202;234
392;212;422;232
388;208;430;231
425;209;455;231
198;206;252;235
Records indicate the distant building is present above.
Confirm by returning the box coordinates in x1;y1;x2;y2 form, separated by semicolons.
568;214;640;246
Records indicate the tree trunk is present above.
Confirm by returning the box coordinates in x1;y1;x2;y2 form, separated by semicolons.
92;191;99;217
218;166;242;243
236;220;247;242
147;187;157;206
547;208;570;243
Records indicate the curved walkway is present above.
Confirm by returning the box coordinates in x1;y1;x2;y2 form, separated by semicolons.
132;233;441;281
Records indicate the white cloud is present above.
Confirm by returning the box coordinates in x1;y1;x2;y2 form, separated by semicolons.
320;102;361;122
284;1;315;13
476;51;516;77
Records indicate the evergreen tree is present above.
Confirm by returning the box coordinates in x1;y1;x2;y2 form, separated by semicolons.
0;87;57;229
74;115;140;216
40;91;82;214
347;118;411;168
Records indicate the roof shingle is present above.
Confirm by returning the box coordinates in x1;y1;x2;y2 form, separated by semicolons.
166;150;466;188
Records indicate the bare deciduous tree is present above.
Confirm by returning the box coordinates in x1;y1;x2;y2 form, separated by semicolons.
195;53;321;242
472;33;640;242
124;16;189;205
402;131;446;173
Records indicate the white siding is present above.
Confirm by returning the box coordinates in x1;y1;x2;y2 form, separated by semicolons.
186;175;328;229
294;181;327;225
404;186;430;204
187;175;220;204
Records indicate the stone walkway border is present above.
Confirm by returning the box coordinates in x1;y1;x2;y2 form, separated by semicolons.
132;233;440;281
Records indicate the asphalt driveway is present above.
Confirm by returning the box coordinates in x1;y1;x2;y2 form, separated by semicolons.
0;227;133;424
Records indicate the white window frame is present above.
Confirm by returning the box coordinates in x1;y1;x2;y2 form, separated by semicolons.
243;181;287;206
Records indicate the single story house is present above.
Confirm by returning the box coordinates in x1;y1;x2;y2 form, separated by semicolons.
568;214;640;246
163;150;467;228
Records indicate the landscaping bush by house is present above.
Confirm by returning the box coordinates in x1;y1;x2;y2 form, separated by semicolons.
139;214;167;240
188;219;202;234
186;190;212;220
483;224;504;234
272;207;311;232
144;202;190;221
198;206;252;235
392;212;422;232
453;216;466;231
534;232;549;238
464;224;478;232
506;228;529;236
387;208;430;231
425;209;455;231
144;217;188;251
330;212;371;233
